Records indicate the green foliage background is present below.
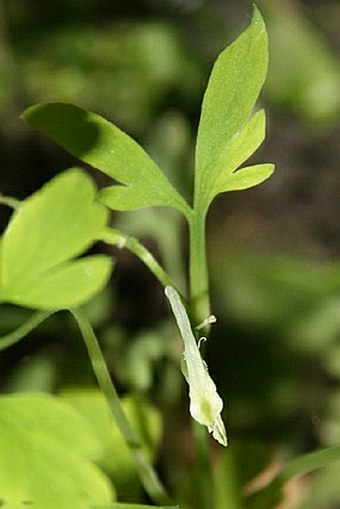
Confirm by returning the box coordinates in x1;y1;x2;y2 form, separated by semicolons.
1;1;340;508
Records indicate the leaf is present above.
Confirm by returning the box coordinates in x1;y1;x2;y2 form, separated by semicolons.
210;109;266;191
279;444;340;481
196;107;266;206
246;445;340;509
0;393;114;509
297;462;340;509
22;103;191;219
60;390;162;502
218;163;274;193
0;168;113;309
194;7;272;212
11;255;113;309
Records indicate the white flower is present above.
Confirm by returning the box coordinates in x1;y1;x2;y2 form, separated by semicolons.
165;286;227;446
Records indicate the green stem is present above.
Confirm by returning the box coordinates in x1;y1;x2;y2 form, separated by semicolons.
100;227;182;295
0;194;21;209
69;308;172;506
192;421;213;506
189;209;210;326
0;309;55;351
188;208;216;509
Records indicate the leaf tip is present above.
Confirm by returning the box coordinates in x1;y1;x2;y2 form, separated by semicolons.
251;4;264;25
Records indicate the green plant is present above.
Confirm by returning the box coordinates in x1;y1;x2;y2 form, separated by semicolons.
1;6;339;509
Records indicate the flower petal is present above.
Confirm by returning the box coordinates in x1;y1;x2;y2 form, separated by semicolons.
165;286;228;446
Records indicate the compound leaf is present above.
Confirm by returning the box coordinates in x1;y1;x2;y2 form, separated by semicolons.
0;168;113;309
194;7;272;212
0;393;114;509
22;103;191;219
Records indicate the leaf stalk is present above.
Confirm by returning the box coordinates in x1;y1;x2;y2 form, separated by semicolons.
69;308;172;507
100;227;183;296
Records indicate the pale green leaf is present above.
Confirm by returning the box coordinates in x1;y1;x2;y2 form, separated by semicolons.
0;393;114;509
218;163;274;193
9;255;112;309
22;103;191;218
211;109;266;194
194;7;270;211
61;389;162;501
198;109;267;204
0;168;113;309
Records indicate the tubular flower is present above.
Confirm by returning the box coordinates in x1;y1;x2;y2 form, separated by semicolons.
165;286;227;446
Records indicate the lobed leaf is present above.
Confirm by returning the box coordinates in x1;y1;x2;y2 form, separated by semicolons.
0;393;114;509
0;168;113;309
22;103;191;218
194;7;272;212
218;163;274;193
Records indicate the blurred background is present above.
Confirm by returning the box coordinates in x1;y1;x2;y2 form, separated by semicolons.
1;0;340;507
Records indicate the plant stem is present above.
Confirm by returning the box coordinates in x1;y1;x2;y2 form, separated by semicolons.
0;194;21;209
188;208;216;509
192;422;214;507
69;308;172;506
189;209;210;326
100;227;182;296
0;309;55;351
